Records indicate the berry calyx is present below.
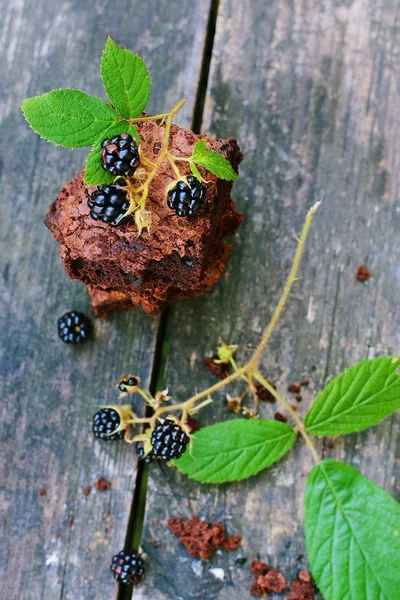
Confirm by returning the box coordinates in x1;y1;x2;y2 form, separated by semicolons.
110;550;146;586
88;181;130;226
93;408;125;441
150;418;190;460
57;311;92;344
167;176;207;217
101;133;140;177
118;375;140;393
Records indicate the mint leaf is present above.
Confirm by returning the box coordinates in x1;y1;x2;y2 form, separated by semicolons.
305;357;400;436
22;89;119;148
173;419;296;483
84;121;140;185
101;37;151;119
305;460;400;600
191;140;238;181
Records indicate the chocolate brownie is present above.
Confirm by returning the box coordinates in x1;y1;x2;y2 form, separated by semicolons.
45;120;243;316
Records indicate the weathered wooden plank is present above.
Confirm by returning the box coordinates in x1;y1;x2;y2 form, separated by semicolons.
0;1;212;598
142;0;400;598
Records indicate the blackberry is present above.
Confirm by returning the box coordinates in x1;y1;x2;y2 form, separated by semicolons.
88;181;130;226
167;176;207;217
57;311;91;344
93;408;125;441
135;442;155;464
118;376;140;393
150;419;190;460
101;133;140;177
110;550;146;586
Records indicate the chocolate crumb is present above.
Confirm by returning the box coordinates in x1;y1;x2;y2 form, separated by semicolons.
356;265;372;281
38;489;47;497
274;412;288;423
291;404;298;411
255;383;276;403
300;380;310;387
256;569;287;593
288;384;301;394
203;357;229;380
250;580;264;597
150;539;160;548
167;516;241;561
249;559;269;575
298;570;312;583
289;572;315;600
83;486;91;496
95;477;111;491
295;394;303;402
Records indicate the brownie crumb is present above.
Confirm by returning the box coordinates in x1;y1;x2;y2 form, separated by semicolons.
291;404;298;411
255;383;276;403
150;539;160;548
299;380;310;387
288;571;315;600
249;559;269;575
95;477;111;491
274;412;288;423
203;357;229;380
288;384;301;394
295;394;303;402
38;489;47;497
356;266;372;281
167;516;241;561
250;579;264;597
55;533;61;540
254;569;287;594
298;570;312;583
83;486;91;496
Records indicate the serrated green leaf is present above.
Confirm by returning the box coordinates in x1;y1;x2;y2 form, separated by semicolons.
101;37;151;119
190;161;203;181
173;419;296;483
84;122;140;185
305;460;400;600
305;357;400;436
191;140;238;181
22;89;119;148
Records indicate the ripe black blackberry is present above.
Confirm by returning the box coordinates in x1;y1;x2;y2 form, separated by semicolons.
150;418;190;460
110;550;146;586
88;181;130;226
57;311;91;344
101;133;140;177
135;442;155;463
167;176;207;217
93;408;125;441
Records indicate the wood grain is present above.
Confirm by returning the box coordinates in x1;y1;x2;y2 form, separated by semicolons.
0;1;211;598
141;0;400;598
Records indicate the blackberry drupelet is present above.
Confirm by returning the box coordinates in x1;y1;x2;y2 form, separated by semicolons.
167;176;207;217
93;408;125;441
135;442;155;464
88;180;130;226
101;133;140;177
57;311;91;344
110;550;146;586
150;418;190;460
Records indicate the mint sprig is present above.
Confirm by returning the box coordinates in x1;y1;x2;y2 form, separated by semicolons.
189;140;238;181
22;89;119;148
101;37;151;119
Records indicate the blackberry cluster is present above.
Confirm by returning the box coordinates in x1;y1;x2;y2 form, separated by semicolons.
88;181;130;226
150;419;190;460
93;408;125;441
167;176;207;217
57;311;91;344
135;442;155;464
110;550;146;586
101;133;140;177
118;376;140;393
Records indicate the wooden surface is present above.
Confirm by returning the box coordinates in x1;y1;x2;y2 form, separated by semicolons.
0;1;211;599
1;1;399;599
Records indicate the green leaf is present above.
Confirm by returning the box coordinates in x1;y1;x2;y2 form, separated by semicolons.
189;161;203;181
191;140;238;181
84;122;140;185
22;89;119;148
305;357;400;436
173;419;296;484
305;460;400;600
101;37;151;119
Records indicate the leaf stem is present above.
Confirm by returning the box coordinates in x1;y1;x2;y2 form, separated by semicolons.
130;99;186;123
254;371;321;464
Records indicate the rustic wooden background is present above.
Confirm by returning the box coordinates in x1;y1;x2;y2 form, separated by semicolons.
1;1;399;599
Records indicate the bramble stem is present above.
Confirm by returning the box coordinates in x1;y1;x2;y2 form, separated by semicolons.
248;201;321;370
130;99;186;123
253;371;321;464
167;154;183;179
